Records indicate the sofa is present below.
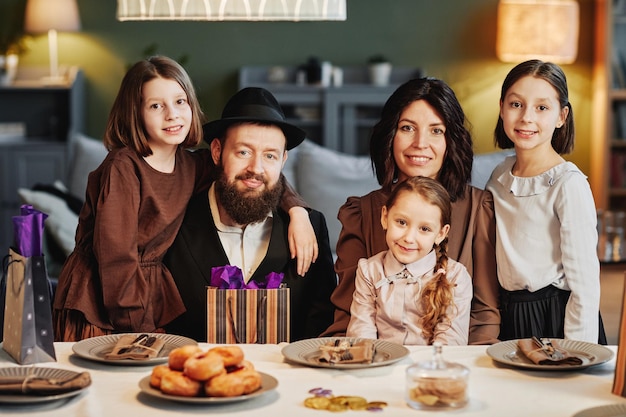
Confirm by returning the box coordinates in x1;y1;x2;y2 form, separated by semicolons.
17;133;512;276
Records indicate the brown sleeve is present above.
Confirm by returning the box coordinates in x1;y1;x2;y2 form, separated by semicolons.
191;148;217;194
322;194;387;336
279;174;309;211
467;188;502;345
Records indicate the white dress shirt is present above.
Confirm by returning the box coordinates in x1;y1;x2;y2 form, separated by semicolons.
209;184;272;282
486;156;600;342
347;250;472;345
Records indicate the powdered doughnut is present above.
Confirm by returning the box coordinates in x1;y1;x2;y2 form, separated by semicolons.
160;369;202;397
183;351;225;381
208;345;245;367
205;369;262;397
168;345;202;371
149;364;170;388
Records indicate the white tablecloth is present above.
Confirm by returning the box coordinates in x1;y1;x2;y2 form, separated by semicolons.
0;343;624;416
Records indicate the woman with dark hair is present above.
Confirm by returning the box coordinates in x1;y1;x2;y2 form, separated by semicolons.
323;77;501;345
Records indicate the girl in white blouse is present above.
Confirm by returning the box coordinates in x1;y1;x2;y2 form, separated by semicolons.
486;59;606;344
347;176;472;345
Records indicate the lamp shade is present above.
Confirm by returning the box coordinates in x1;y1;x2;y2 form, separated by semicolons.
496;0;579;64
116;0;347;21
25;0;81;33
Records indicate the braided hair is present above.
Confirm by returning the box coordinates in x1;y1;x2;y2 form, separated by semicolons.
384;176;455;344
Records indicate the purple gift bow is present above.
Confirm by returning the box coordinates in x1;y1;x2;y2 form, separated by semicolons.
210;266;284;289
12;205;48;257
210;265;244;289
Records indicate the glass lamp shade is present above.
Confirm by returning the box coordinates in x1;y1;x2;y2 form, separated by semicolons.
116;0;347;21
496;0;579;64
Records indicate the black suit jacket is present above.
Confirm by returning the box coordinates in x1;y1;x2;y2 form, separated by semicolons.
163;191;337;342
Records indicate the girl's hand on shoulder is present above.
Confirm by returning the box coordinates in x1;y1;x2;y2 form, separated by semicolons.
288;207;318;276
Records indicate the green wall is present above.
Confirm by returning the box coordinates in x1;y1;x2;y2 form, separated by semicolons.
3;0;596;174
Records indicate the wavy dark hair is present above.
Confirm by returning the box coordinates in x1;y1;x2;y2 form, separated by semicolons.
494;59;574;154
104;55;205;157
370;77;473;201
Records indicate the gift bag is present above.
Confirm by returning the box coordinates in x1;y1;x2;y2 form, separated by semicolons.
1;205;56;364
206;287;290;344
2;248;56;364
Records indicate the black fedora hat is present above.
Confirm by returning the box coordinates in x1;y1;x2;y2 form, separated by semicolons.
203;87;306;150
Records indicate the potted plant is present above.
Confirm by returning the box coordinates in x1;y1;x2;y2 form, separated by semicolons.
367;55;392;86
0;8;27;85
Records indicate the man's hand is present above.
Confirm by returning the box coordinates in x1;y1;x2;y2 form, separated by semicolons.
288;207;319;276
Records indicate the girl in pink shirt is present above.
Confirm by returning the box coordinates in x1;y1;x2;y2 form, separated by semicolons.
347;176;472;345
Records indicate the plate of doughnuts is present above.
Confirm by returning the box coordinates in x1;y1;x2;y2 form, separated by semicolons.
138;371;278;404
72;333;198;365
139;344;278;403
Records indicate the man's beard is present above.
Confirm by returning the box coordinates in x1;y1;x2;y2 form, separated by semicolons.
215;169;284;225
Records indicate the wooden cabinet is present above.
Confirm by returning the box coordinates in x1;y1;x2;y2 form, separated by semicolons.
0;68;84;250
239;66;421;155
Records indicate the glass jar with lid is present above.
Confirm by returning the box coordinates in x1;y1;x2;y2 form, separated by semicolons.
405;342;469;410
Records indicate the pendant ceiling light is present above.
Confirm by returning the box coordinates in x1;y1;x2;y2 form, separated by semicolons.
496;0;579;64
117;0;347;21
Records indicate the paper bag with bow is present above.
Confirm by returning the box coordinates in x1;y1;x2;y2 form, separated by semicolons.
206;266;290;344
1;205;56;364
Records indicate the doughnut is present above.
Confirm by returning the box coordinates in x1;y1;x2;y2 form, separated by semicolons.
168;345;202;371
205;369;262;397
225;359;255;374
160;369;202;397
208;345;245;367
183;351;225;381
149;364;170;388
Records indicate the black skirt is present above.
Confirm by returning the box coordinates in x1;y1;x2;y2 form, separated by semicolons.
499;285;607;345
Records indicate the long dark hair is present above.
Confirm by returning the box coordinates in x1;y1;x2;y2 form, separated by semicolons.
370;77;473;201
104;55;205;156
494;59;574;154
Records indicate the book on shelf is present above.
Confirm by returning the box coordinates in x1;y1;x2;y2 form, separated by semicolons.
613;46;626;89
616;102;626;139
611;153;626;188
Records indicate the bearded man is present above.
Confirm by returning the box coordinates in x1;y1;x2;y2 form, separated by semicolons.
164;87;336;342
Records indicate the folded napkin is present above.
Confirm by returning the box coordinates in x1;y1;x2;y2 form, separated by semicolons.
318;339;375;364
517;339;584;366
104;334;165;360
0;371;91;395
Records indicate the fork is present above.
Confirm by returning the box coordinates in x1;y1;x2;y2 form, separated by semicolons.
540;338;564;360
532;336;564;360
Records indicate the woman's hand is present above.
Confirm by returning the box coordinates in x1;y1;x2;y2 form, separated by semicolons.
288;207;318;276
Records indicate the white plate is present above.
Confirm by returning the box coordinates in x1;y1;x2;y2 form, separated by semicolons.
572;403;626;417
486;339;614;371
281;337;410;369
72;333;197;365
138;371;278;404
0;367;89;404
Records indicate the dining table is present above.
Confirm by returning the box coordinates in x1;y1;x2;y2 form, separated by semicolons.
0;341;624;417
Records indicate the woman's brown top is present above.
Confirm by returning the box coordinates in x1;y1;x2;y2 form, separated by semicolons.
322;185;501;345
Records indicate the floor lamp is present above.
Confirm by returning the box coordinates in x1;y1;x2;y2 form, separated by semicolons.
24;0;81;85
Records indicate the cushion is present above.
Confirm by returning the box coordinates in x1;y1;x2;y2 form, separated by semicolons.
18;182;78;257
295;140;379;252
471;150;515;190
68;133;109;199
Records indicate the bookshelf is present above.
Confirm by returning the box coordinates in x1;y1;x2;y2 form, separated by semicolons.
607;0;626;209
